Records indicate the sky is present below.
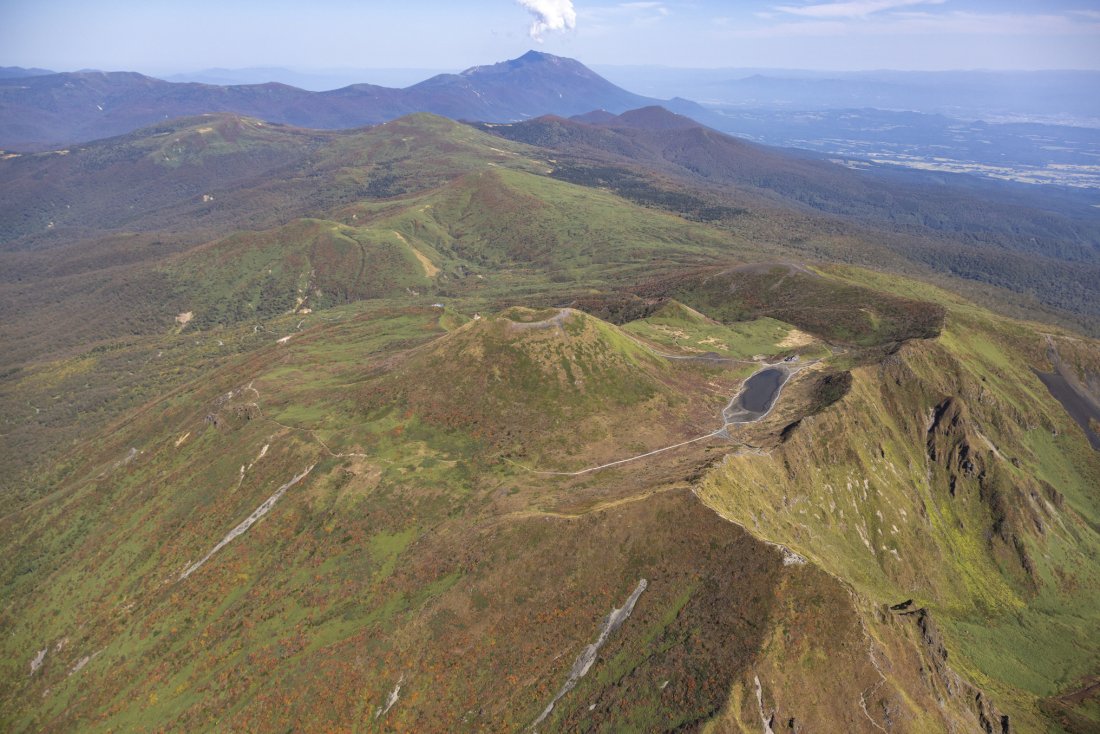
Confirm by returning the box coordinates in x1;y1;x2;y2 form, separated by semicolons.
2;0;1099;74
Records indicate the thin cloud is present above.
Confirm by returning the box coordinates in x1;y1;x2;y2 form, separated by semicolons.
619;1;670;11
775;0;946;19
577;1;672;34
723;10;1100;39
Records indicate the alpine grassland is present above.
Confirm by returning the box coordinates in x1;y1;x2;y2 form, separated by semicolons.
2;112;1098;733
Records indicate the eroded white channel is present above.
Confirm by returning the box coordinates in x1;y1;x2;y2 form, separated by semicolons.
179;465;315;580
531;578;648;730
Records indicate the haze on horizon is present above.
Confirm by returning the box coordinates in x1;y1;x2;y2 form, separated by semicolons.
2;0;1099;78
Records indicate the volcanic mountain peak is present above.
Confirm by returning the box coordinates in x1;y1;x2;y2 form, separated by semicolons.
352;305;704;459
424;306;659;382
460;50;596;78
403;50;652;122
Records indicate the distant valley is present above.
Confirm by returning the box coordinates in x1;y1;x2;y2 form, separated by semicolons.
710;107;1100;189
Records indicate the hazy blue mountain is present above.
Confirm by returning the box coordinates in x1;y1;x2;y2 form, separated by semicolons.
0;66;54;79
0;51;701;151
162;66;449;91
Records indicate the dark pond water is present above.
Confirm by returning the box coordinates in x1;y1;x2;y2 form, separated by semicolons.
724;366;789;424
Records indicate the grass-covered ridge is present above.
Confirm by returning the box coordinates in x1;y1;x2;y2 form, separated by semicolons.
636;263;946;349
157;163;769;333
621;299;825;361
697;268;1100;730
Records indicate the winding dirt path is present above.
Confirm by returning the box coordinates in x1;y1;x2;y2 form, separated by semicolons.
392;231;439;277
619;329;759;365
510;359;809;477
754;675;776;734
496;485;688;523
510;430;725;477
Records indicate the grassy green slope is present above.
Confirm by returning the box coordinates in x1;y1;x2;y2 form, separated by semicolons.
158;158;765;333
334;165;750;292
621;299;825;361
697;269;1100;730
168;218;433;327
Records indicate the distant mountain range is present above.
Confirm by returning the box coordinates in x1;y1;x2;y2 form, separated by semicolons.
161;66;450;90
5;54;1097;192
0;51;708;152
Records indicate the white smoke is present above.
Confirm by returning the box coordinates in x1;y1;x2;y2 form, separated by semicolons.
516;0;577;41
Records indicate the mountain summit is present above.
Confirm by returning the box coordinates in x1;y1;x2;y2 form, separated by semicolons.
460;50;600;78
404;50;654;122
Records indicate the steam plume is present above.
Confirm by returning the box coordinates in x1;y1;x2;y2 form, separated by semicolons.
516;0;577;41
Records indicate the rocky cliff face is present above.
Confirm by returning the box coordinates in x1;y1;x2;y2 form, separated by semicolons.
888;601;1010;734
924;393;1060;585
